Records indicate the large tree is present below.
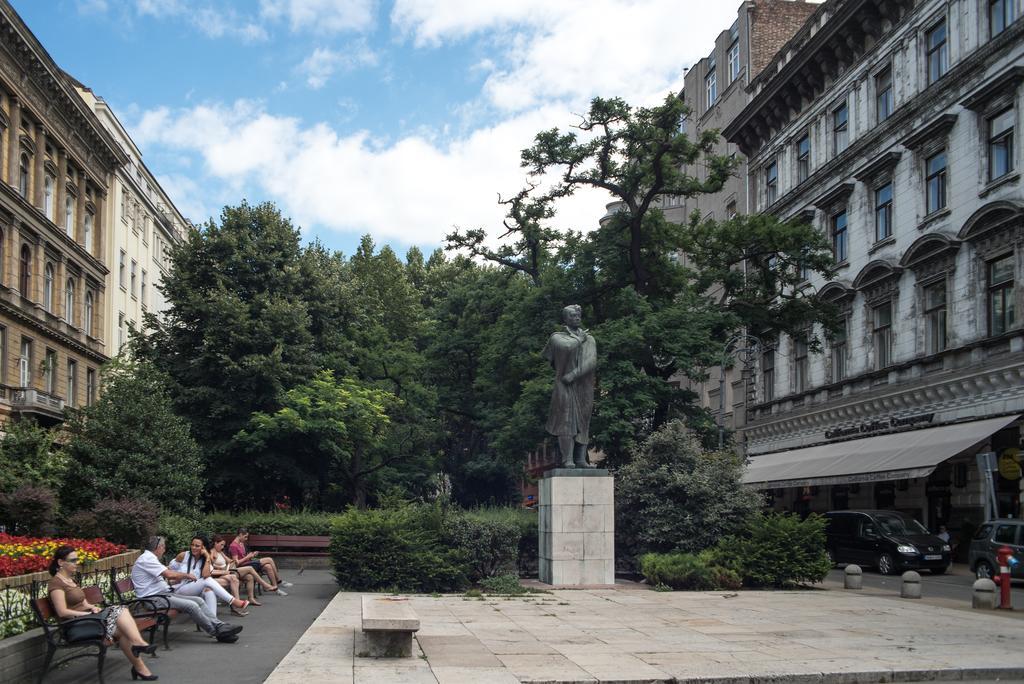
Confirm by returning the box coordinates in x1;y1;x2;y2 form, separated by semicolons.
135;201;318;507
446;93;837;465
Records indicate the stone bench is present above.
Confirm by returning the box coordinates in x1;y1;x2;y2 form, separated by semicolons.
360;596;420;657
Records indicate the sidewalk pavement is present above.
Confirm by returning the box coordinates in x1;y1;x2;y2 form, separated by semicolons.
267;586;1024;684
39;569;337;684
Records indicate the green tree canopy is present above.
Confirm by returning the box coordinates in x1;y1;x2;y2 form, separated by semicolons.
238;370;400;508
60;358;203;517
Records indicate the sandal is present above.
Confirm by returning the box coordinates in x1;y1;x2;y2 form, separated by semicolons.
231;606;249;617
249;600;262;606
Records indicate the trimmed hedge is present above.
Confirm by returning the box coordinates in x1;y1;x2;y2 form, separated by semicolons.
329;505;467;592
712;512;832;588
461;507;538;577
639;551;740;590
200;510;340;536
442;513;520;583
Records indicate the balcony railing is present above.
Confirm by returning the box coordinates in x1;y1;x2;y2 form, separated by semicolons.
9;387;65;415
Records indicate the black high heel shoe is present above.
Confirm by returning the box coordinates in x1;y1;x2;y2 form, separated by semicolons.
131;644;158;657
131;667;158;681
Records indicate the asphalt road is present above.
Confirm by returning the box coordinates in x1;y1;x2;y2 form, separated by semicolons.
827;563;1024;606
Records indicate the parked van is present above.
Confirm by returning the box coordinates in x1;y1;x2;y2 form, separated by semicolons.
824;510;951;575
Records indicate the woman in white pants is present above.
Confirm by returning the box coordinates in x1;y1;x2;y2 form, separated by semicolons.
170;536;250;617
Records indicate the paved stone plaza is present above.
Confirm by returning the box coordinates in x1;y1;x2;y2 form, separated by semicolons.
265;586;1024;683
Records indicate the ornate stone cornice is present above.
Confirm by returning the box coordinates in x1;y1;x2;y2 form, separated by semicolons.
900;113;957;150
961;66;1024;111
0;6;128;179
853;151;902;183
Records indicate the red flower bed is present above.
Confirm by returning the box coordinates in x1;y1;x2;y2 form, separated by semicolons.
0;533;127;578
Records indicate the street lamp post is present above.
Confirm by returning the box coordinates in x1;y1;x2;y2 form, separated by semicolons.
718;333;761;450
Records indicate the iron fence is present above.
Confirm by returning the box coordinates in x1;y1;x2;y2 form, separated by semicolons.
0;560;136;640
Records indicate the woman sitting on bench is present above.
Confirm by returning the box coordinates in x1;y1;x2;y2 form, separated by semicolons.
229;528;292;596
169;535;251;617
209;535;275;606
48;545;159;681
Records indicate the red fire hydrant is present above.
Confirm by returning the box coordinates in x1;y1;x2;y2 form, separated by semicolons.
993;545;1015;610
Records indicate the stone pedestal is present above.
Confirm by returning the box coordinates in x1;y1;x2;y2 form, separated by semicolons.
538;469;614;586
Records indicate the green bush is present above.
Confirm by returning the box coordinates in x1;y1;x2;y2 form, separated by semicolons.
639;551;740;590
479;574;528;595
201;510;339;536
0;419;66;495
463;507;538;576
713;513;831;588
329;505;466;592
442;512;520;582
616;421;762;559
158;513;202;558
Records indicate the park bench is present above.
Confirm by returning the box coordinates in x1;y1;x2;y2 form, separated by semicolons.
111;576;190;650
32;587;159;684
359;595;420;657
241;534;331;557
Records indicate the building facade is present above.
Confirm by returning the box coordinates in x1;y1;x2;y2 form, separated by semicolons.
724;0;1024;532
74;87;188;353
662;0;818;437
0;2;125;421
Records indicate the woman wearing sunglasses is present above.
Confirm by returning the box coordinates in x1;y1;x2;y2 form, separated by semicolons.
48;545;158;681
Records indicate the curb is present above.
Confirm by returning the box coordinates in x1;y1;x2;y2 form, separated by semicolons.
518;667;1024;683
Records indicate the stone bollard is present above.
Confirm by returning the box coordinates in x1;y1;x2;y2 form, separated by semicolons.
844;564;862;590
973;578;998;609
901;571;921;599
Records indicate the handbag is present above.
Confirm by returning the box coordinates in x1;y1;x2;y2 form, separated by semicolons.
63;614;106;643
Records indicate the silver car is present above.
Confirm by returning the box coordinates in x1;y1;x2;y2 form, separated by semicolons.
968;519;1024;579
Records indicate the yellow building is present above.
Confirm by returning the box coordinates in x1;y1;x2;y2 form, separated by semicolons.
0;3;125;422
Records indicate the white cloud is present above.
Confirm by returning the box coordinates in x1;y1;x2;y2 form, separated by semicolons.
129;100;611;248
298;43;378;89
392;0;739;111
259;0;376;34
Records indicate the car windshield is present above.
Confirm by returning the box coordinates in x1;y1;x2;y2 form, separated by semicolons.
875;514;929;536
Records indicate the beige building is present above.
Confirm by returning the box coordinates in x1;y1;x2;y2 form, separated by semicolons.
0;2;125;421
74;86;188;354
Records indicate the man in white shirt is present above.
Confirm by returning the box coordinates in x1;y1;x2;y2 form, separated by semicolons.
132;536;243;643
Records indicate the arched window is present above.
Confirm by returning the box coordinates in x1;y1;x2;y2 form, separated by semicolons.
18;154;29;198
84;290;94;336
43;175;54;220
65;278;75;324
65;196;74;237
19;246;31;297
43;262;54;312
84;212;93;254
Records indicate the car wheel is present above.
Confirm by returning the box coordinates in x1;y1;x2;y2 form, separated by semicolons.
877;553;896;575
975;560;994;579
930;565;948;575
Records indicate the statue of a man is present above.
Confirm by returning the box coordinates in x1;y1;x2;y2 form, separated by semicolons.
542;304;596;468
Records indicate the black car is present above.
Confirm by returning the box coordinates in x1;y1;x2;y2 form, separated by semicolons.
824;510;951;575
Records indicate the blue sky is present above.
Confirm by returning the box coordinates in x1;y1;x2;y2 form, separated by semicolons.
12;0;739;257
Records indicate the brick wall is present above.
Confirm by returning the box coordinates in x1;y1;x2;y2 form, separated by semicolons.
749;0;819;79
